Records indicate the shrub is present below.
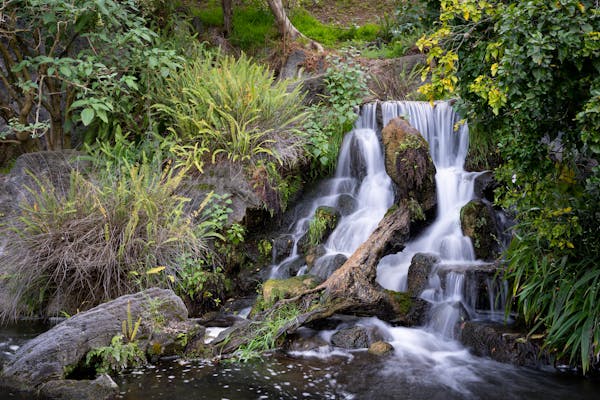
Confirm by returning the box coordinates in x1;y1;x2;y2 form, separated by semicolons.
0;139;221;320
305;51;368;174
156;51;308;168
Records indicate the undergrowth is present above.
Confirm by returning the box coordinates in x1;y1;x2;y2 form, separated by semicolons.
231;303;302;362
0;135;224;320
155;50;307;168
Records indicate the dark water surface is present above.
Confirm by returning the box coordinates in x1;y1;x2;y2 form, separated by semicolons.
2;322;600;400
114;350;600;400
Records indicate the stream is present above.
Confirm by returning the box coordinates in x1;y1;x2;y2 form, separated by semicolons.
2;101;600;399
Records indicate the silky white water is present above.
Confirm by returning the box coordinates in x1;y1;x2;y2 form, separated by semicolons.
270;103;394;277
374;101;486;337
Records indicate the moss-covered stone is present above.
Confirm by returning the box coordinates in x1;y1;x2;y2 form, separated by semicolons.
384;289;430;326
253;275;323;315
385;290;412;315
460;200;498;261
382;117;436;213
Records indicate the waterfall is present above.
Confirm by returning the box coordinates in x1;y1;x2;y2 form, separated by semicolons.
376;101;483;337
269;103;394;278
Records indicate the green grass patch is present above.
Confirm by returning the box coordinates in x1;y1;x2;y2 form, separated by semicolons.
291;9;381;47
231;7;278;51
194;5;223;27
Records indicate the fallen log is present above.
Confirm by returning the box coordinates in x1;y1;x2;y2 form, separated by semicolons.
213;205;418;356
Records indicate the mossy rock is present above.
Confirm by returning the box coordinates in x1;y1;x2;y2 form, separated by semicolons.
460;200;498;261
255;275;323;314
384;290;430;326
382;117;436;213
407;253;440;297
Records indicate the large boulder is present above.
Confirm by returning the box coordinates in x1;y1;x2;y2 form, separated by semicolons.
458;321;550;368
0;288;188;392
37;374;119;400
437;262;505;312
382;117;436;213
460;199;499;261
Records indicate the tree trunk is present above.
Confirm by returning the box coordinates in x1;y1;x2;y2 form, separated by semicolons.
214;205;415;355
265;0;323;51
222;0;233;37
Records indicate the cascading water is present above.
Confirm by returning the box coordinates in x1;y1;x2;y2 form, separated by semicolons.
375;101;488;337
270;103;394;278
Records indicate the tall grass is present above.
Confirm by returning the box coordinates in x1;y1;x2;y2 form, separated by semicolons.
156;51;308;168
0;150;217;320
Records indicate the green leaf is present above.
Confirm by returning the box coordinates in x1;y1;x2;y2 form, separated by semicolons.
81;108;95;126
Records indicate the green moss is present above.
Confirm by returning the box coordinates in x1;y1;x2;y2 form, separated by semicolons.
385;289;412;315
397;132;428;152
259;275;322;311
384;204;399;217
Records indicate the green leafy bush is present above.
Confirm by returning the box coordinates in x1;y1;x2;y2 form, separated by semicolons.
156;51;307;167
305;51;368;173
0;0;182;150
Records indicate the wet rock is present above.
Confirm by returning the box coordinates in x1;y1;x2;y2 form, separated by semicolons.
272;234;295;264
368;341;394;356
305;244;327;269
147;320;204;359
460;200;499;261
385;291;431;326
260;275;323;309
336;193;358;216
38;373;118;400
286;329;329;352
382;117;436;213
407;253;440;297
458;321;550;368
473;171;497;202
0;288;187;391
437;262;505;311
330;326;384;349
310;253;348;281
277;256;307;277
297;206;340;256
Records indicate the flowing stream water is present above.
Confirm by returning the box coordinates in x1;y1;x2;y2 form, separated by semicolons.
2;102;600;400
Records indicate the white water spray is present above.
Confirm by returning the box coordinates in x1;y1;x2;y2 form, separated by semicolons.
270;104;394;277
